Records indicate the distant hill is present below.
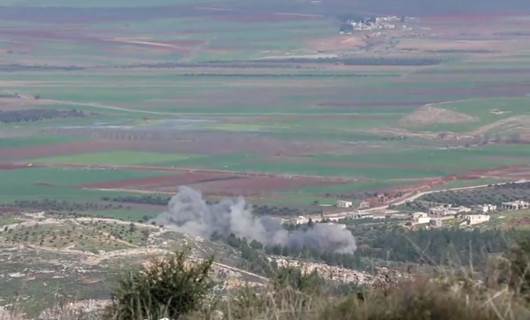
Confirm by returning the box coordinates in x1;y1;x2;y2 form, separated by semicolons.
3;0;530;17
323;0;530;16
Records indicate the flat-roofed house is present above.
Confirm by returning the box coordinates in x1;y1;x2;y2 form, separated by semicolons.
462;214;490;226
474;204;497;213
337;200;354;208
502;201;530;211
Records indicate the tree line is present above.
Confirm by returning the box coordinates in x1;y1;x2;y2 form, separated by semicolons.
0;109;86;123
420;182;530;207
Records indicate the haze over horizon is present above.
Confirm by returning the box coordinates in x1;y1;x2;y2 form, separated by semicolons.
3;0;530;17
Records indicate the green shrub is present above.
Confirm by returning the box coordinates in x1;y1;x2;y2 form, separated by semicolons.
105;251;213;320
273;267;324;294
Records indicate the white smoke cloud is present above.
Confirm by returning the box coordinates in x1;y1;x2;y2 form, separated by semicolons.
155;186;356;254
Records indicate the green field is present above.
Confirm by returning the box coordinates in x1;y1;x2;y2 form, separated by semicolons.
1;65;530;208
0;168;164;202
0;2;530;211
4;2;530;318
0;136;80;149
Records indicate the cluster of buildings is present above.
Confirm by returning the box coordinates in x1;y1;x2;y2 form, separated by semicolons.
288;196;530;228
292;213;347;225
429;204;472;216
409;209;491;228
287;199;368;225
410;203;496;227
409;200;529;228
339;16;407;34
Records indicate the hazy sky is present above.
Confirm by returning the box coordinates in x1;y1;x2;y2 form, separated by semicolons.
2;0;530;18
350;0;530;15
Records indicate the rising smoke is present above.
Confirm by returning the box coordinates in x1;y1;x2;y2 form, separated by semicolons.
155;187;356;254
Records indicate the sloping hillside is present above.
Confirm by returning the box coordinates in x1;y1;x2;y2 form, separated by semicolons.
400;105;477;128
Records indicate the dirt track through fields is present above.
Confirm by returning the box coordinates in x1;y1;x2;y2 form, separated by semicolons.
77;165;351;197
23;95;183;117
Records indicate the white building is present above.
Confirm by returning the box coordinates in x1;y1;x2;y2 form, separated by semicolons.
337;200;354;208
352;212;374;219
410;212;430;224
462;214;490;226
358;201;370;209
502;200;530;211
430;205;448;216
430;204;470;216
474;204;497;214
430;205;456;216
295;216;310;225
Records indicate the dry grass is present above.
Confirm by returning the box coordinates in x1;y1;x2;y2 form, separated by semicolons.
197;276;529;320
193;240;530;320
1;242;528;320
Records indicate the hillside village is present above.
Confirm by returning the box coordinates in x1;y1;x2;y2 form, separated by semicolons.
339;15;412;34
288;180;530;230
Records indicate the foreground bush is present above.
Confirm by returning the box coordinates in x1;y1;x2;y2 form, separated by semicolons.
320;278;529;320
6;240;528;320
217;276;530;320
215;268;327;320
105;251;213;320
507;238;530;300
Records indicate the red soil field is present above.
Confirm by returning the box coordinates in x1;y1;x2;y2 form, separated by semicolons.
84;170;346;197
465;165;530;180
0;29;204;56
0;163;32;170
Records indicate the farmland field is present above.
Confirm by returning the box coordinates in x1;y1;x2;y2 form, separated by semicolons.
2;1;530;318
1;1;530;212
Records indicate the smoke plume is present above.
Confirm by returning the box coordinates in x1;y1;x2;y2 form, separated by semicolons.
155;186;356;254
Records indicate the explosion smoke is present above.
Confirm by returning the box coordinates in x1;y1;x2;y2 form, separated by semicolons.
155;186;356;254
